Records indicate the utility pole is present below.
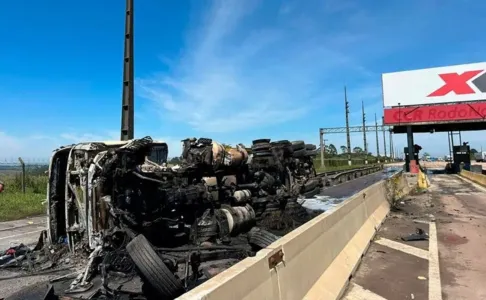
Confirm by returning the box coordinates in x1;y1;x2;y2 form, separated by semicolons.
345;86;352;166
375;114;380;162
120;0;135;141
382;116;387;162
362;101;368;164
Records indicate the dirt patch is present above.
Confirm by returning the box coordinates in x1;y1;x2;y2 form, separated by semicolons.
352;243;428;300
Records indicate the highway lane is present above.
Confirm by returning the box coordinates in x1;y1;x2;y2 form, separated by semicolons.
0;216;46;250
300;167;400;211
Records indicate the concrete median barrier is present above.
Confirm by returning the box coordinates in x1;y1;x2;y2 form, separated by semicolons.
460;169;486;187
177;172;410;300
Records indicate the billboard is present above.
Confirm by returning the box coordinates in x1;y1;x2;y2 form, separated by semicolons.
383;102;486;125
382;62;486;107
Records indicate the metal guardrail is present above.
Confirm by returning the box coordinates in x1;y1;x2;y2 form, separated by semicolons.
316;164;384;186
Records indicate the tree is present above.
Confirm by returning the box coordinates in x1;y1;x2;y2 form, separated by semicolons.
340;145;347;154
423;152;430;157
328;144;337;155
471;148;478;154
353;146;363;154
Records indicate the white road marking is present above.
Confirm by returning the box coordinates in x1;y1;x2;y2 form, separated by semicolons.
375;238;429;261
0;230;43;241
428;221;442;300
343;283;387;300
414;219;431;224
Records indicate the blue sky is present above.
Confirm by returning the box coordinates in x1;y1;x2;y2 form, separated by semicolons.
1;0;486;160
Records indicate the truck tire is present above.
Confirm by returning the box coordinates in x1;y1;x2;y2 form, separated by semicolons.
303;180;318;192
303;186;321;198
305;144;317;151
252;139;271;145
248;227;280;249
251;143;271;151
126;235;184;299
291;141;305;151
292;149;306;158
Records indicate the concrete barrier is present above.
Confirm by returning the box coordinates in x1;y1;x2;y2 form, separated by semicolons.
177;172;409;300
460;169;486;187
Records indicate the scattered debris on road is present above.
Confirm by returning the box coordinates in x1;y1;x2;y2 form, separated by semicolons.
401;228;429;242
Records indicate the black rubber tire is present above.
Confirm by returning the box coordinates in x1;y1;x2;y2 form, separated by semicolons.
292;149;306;158
272;140;291;146
252;139;271;145
253;151;274;157
303;186;321;198
248;227;280;249
306;150;317;156
291;140;305;151
126;235;184;298
197;138;212;144
251;143;271;151
303;180;318;192
305;144;317;150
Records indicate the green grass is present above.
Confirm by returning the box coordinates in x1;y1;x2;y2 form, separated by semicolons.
0;173;48;221
313;156;381;173
0;192;46;221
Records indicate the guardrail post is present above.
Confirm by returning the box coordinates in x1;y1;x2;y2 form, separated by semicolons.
18;157;26;194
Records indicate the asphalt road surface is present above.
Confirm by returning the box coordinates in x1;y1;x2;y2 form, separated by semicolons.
0;216;46;250
300;168;399;211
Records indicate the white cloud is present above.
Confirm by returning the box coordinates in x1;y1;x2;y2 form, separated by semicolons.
137;0;372;134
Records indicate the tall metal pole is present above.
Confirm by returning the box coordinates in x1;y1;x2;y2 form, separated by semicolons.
345;86;352;166
382;116;387;162
120;0;135;141
389;129;394;160
362;101;368;164
375;114;380;162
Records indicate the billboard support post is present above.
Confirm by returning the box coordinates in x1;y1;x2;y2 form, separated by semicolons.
382;116;387;162
407;126;414;172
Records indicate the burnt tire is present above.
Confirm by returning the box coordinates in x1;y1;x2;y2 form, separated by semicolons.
126;235;184;299
305;144;317;151
253;151;274;157
291;140;305;151
251;143;271;151
248;227;280;249
252;139;271;145
292;149;306;158
303;180;318;192
306;150;317;156
303;186;321;198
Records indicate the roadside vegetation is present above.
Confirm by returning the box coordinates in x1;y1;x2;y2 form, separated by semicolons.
0;169;47;221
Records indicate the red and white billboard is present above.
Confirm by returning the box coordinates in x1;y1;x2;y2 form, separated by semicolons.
382;62;486;107
383;102;486;125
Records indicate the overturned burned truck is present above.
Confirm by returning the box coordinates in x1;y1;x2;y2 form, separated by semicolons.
27;137;321;299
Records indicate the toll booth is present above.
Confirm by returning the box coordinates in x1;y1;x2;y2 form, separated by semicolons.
452;145;471;171
404;146;419;172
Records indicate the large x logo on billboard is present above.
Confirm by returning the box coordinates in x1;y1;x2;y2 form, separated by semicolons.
427;70;486;97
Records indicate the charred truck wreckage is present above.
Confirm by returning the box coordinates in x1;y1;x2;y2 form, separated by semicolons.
3;137;323;299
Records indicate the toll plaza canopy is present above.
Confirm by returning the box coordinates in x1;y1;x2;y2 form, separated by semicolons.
382;62;486;133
